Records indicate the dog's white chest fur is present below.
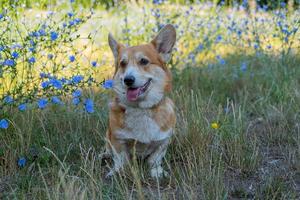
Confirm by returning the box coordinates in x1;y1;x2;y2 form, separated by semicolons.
115;107;172;143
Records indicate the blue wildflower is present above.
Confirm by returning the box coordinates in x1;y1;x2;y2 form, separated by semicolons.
28;57;36;63
69;20;75;26
84;99;94;113
12;51;19;59
41;81;50;89
70;0;75;3
102;79;114;89
72;89;82;97
63;23;67;28
3;59;15;66
29;40;35;46
267;45;272;49
72;97;80;105
17;157;26;168
18;103;27;111
240;62;247;72
197;44;204;51
0;46;4;51
67;12;74;17
50;31;58;41
74;18;82;24
0;119;9;129
0;14;3;20
37;99;48;109
38;29;46;36
69;55;75;62
29;47;35;52
215;35;222;43
48;54;54;60
51;96;62;104
40;72;48;78
72;75;83;84
216;55;225;65
91;61;97;67
219;59;226;65
50;78;63;89
4;96;13;104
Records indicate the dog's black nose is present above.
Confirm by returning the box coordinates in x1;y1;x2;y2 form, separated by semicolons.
124;75;135;87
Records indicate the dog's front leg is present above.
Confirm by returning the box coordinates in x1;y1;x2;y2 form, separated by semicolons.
147;138;170;179
106;139;129;178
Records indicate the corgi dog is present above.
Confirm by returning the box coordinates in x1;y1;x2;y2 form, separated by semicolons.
105;24;176;178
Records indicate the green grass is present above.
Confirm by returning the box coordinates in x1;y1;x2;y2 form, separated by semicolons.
1;2;300;199
1;50;299;199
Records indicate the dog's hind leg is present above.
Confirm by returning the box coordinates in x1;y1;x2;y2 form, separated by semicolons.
147;138;170;179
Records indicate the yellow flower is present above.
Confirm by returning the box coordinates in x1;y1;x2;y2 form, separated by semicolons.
211;122;220;129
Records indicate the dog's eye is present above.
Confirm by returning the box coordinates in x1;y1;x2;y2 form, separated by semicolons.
140;58;149;65
120;60;127;68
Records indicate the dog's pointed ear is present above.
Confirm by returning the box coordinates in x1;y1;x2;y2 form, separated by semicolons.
108;33;123;66
151;24;176;63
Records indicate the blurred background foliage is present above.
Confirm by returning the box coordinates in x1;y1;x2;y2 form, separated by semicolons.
0;0;299;10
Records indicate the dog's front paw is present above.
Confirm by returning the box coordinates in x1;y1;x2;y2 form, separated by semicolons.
150;166;169;179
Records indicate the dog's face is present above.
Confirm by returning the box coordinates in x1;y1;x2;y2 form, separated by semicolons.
108;25;176;108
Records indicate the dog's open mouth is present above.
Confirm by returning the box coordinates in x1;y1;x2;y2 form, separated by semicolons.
126;79;152;102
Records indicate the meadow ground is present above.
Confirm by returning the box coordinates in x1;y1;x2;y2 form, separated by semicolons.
0;2;300;199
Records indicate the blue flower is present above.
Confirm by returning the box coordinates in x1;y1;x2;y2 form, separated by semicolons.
102;79;114;89
91;61;97;67
48;54;54;60
50;78;63;89
69;55;75;62
72;89;82;97
0;119;9;129
41;81;50;89
219;59;226;65
69;20;75;26
29;47;35;52
37;99;48;109
40;72;48;78
3;59;15;66
50;31;58;41
240;62;247;72
4;96;13;104
72;75;83;84
12;51;19;59
197;44;204;51
216;55;225;65
18;103;27;111
267;45;272;49
0;46;4;51
72;97;80;105
28;57;36;63
74;18;82;24
67;12;74;17
38;29;46;36
84;98;94;113
0;14;3;20
51;96;62;104
17;157;26;168
70;0;75;3
215;35;222;43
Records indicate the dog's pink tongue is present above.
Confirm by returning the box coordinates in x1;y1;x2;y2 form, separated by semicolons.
126;88;140;101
